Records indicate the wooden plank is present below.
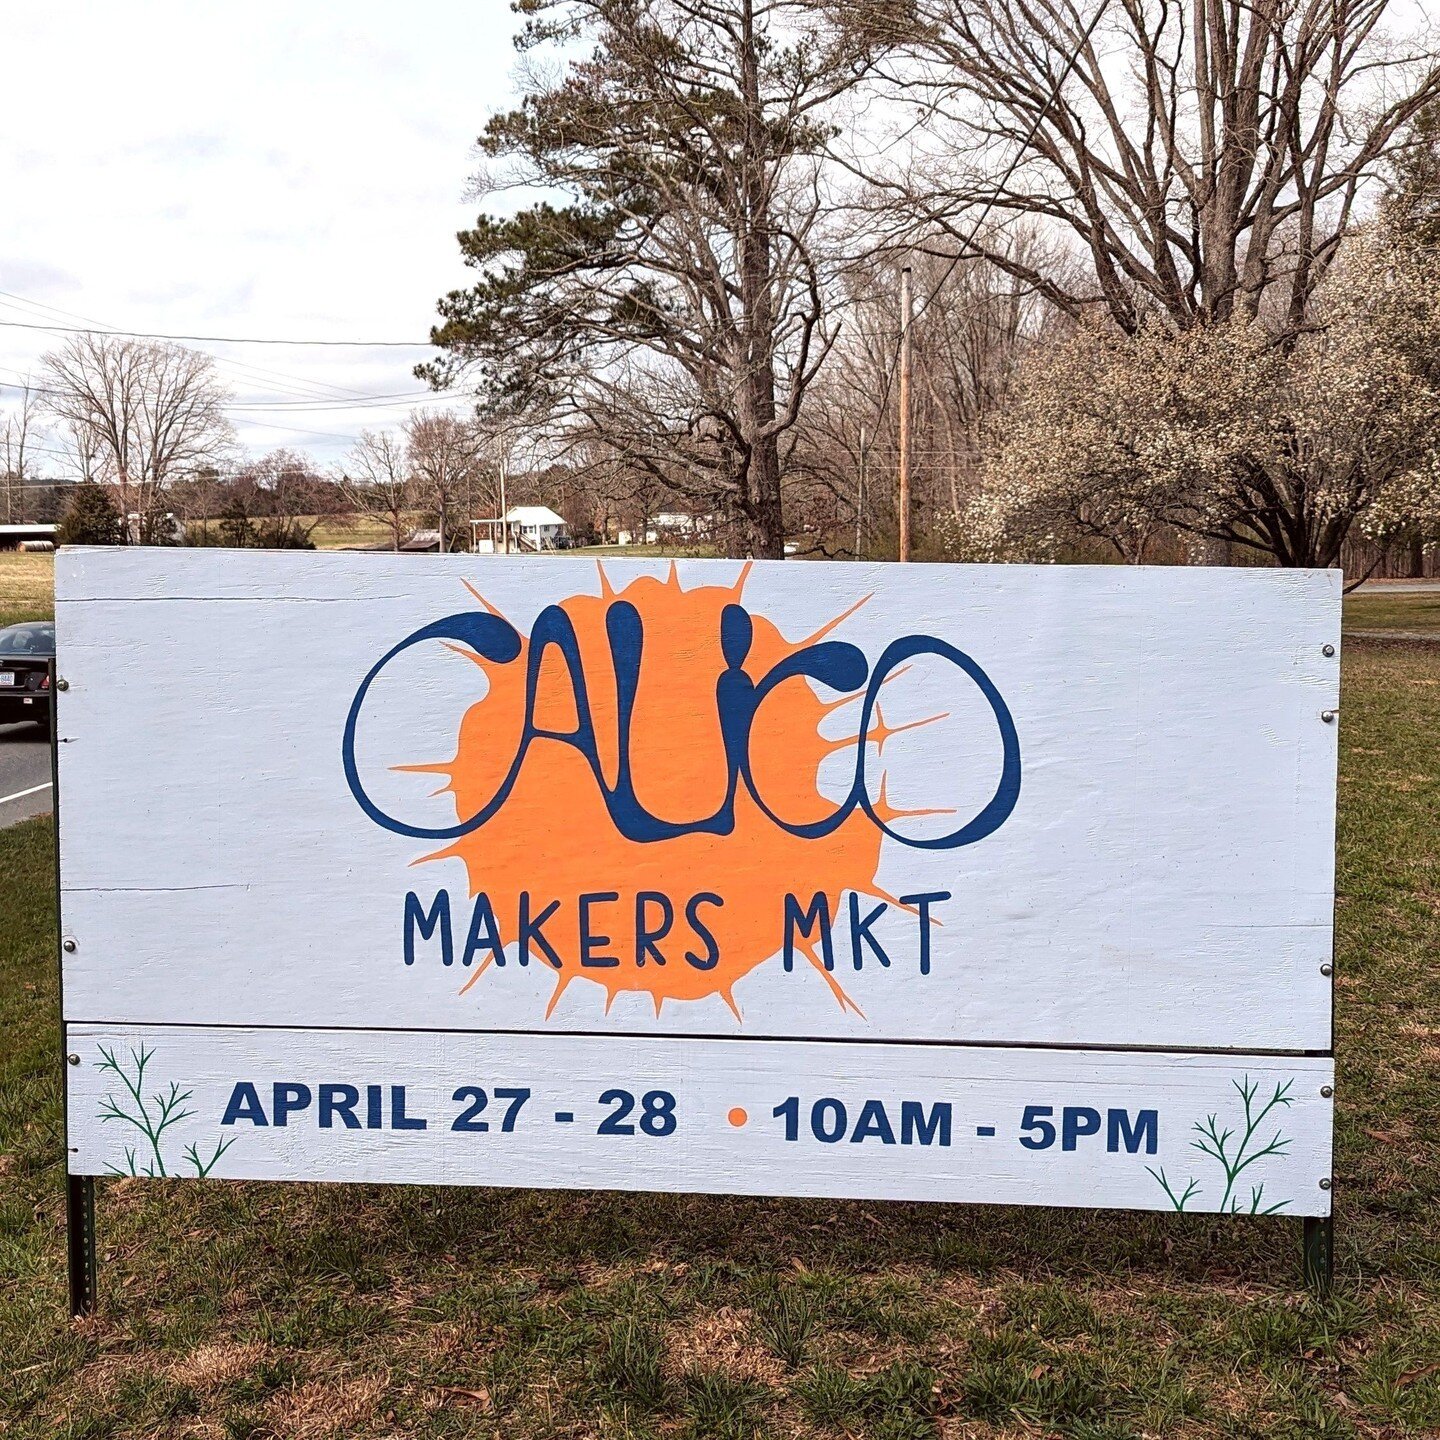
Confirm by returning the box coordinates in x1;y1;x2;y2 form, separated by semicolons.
55;550;1339;1052
65;1025;1334;1215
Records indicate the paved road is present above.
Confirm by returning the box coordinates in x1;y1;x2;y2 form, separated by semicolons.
0;718;52;829
1353;578;1440;593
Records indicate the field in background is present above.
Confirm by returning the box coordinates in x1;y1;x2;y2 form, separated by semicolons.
1344;589;1440;636
0;552;58;628
301;514;397;550
0;552;1438;1435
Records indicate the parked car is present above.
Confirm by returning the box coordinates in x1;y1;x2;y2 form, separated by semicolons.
0;621;54;728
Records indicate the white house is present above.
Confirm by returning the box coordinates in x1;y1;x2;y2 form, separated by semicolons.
505;506;568;550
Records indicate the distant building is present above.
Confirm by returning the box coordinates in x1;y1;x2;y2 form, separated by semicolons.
615;511;714;546
505;506;568;550
0;523;57;551
125;513;185;546
652;511;711;539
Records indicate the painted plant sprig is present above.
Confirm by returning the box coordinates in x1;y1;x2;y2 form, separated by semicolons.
95;1044;235;1178
1148;1075;1295;1214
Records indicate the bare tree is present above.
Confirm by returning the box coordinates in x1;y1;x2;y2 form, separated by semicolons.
866;0;1440;341
791;237;1057;553
0;379;44;524
404;411;489;552
40;335;234;539
233;450;330;548
339;430;414;552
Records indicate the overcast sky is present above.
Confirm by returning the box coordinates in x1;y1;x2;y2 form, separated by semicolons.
0;0;522;471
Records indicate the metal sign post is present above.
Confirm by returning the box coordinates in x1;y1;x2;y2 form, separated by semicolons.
54;656;97;1316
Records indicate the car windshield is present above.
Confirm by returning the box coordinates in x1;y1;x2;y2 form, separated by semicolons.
0;624;54;655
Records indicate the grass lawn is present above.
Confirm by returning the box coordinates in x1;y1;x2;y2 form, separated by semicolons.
1343;590;1440;636
2;565;1438;1437
302;515;398;551
0;552;56;627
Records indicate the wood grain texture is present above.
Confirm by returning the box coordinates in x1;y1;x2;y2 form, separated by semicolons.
54;550;1340;1052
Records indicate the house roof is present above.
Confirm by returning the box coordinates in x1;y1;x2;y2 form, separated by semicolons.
504;506;566;527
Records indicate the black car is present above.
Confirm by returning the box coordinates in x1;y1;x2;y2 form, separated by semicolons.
0;621;54;728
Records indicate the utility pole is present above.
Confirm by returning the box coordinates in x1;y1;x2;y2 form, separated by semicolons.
499;454;509;554
856;424;867;560
898;265;913;562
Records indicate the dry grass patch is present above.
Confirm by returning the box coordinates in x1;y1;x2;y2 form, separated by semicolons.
168;1339;271;1392
668;1305;786;1386
267;1372;393;1438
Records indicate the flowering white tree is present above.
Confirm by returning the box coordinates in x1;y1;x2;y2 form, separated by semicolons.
952;233;1440;576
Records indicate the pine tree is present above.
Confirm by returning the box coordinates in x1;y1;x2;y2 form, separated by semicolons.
57;481;123;546
422;0;883;559
218;497;258;549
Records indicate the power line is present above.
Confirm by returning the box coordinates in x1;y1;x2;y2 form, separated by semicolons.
226;390;448;413
0;316;431;348
0;368;451;421
0;290;418;405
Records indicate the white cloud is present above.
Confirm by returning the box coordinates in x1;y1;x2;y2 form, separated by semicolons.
0;0;522;467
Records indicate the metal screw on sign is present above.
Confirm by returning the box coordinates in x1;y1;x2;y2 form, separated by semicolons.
1321;1085;1333;1098
67;1054;79;1065
55;678;69;691
1319;1178;1332;1190
1321;963;1334;977
1322;644;1335;657
62;938;76;953
1321;709;1337;723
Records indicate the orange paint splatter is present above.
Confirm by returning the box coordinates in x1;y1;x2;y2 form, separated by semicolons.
417;567;903;1019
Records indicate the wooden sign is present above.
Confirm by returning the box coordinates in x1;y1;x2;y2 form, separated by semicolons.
57;551;1338;1219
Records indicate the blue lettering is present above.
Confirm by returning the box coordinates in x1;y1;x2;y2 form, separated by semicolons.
519;892;563;969
684;893;723;970
272;1082;312;1127
900;891;951;974
462;892;504;967
900;1100;952;1146
1107;1108;1158;1154
783;892;834;971
221;1081;267;1127
319;1084;361;1129
635;891;673;965
850;1099;897;1144
404;890;453;967
579;891;621;967
1062;1106;1103;1150
855;636;1021;849
391;1085;427;1130
345;601;1021;853
848;892;891;969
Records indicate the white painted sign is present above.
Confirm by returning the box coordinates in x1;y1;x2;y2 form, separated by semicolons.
58;550;1338;1215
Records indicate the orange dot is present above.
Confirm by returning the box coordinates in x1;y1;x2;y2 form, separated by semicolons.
727;1107;749;1128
